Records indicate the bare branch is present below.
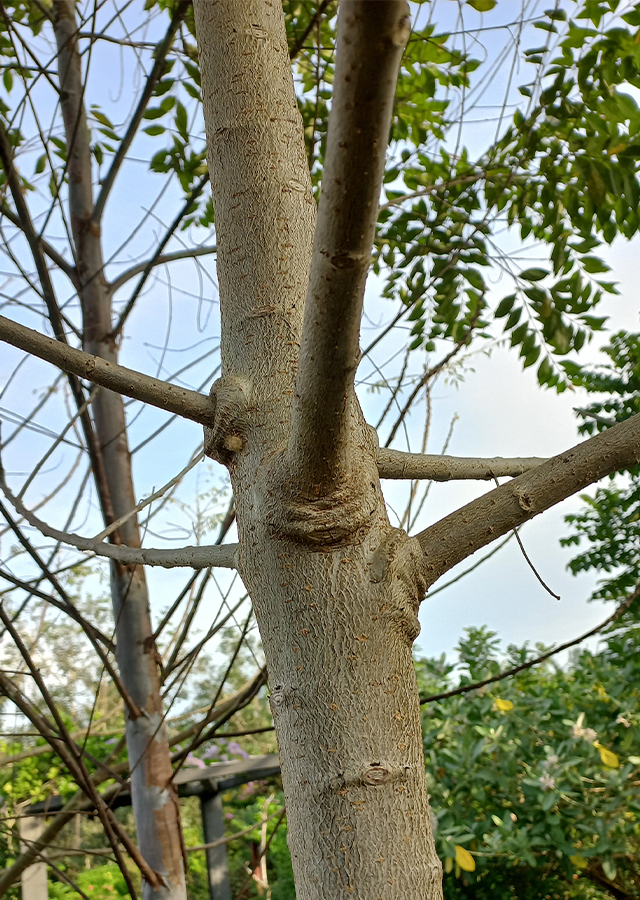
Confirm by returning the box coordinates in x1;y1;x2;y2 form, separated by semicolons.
416;413;640;588
169;668;268;751
0;613;157;893
0;504;141;717
420;580;640;704
110;245;217;294
377;448;547;481
94;449;205;541
289;0;334;59
92;0;191;225
0;757;125;891
289;2;411;493
385;336;476;447
0;567;115;653
0;314;216;428
0;467;238;569
0;725;122;767
0;122;117;527
111;174;210;338
0;203;78;288
186;807;285;854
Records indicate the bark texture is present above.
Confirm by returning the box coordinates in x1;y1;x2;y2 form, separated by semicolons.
194;2;442;898
53;4;186;897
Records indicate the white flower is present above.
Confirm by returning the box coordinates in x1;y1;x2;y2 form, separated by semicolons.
616;715;631;728
539;773;555;791
541;754;559;770
572;715;597;743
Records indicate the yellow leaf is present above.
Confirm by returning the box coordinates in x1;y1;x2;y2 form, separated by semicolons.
455;845;476;872
495;698;513;712
594;742;619;768
569;855;588;870
444;856;453;874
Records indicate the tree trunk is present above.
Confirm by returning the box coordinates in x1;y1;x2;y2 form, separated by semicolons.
53;4;186;897
193;1;442;897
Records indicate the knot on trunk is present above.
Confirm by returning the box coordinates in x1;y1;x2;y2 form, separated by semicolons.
331;762;411;791
369;528;426;646
262;446;382;548
203;375;252;465
273;481;378;547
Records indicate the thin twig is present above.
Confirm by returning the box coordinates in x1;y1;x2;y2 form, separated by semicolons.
420;581;640;704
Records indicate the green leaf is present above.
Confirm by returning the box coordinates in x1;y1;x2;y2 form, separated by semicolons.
602;858;617;881
91;109;114;128
495;294;515;318
144;107;167;120
581;256;609;274
520;268;548;282
175;101;189;141
466;0;497;10
143;125;166;136
537;356;554;384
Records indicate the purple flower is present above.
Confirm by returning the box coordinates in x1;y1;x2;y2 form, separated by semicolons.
202;744;220;759
227;741;250;760
186;752;206;769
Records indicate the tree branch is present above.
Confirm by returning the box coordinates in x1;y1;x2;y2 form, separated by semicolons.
416;413;640;588
288;1;411;494
0;121;117;528
109;245;217;294
0;314;216;428
0;469;238;570
289;0;334;59
419;579;640;704
110;174;210;338
91;0;191;225
0;202;79;288
0;501;141;717
0;567;115;654
377;448;547;481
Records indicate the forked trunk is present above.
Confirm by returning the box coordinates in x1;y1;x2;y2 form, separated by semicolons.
193;1;442;896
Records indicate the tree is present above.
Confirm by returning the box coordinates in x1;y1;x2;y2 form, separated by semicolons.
2;1;640;899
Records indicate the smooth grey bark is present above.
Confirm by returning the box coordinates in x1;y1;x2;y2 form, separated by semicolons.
201;791;233;900
3;2;640;898
192;2;640;898
289;2;411;497
417;410;640;587
194;2;442;899
52;4;186;897
19;817;48;900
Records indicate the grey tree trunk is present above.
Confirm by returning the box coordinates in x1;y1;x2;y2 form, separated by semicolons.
53;4;186;897
193;1;442;897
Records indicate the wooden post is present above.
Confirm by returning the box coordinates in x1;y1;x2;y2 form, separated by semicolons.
19;816;48;900
201;782;232;900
